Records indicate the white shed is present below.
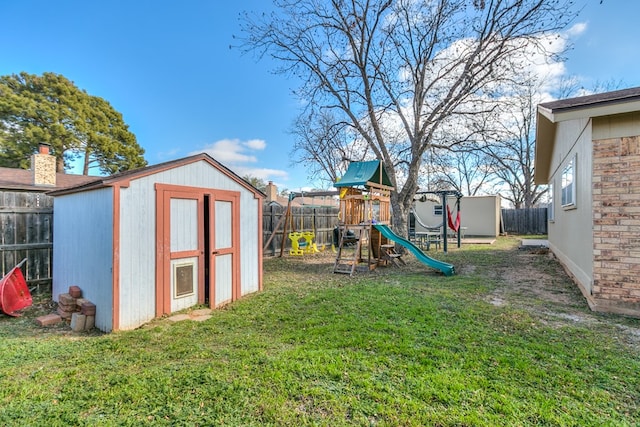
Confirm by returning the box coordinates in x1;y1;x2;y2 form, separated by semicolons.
412;194;502;238
50;154;264;332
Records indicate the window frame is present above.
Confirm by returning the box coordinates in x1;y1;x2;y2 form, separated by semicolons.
548;182;555;222
433;205;443;216
561;154;576;209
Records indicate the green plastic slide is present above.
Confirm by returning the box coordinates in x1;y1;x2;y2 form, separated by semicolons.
373;224;455;276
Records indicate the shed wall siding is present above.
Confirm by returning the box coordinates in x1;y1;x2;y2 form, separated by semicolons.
117;161;261;330
239;191;260;294
546;118;593;294
118;183;159;330
591;115;640;315
53;188;114;332
459;196;501;237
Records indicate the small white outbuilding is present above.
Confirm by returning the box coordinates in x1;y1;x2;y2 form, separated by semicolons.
412;194;502;238
50;154;264;332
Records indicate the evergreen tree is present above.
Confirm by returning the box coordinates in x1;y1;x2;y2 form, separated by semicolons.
0;72;146;174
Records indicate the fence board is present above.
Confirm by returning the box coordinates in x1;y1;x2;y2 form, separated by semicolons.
501;208;547;235
262;204;339;256
0;191;53;290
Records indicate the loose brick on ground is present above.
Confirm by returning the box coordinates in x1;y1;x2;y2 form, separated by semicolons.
35;313;62;327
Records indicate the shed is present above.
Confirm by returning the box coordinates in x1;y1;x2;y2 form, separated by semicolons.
535;86;640;317
411;194;502;238
49;153;264;331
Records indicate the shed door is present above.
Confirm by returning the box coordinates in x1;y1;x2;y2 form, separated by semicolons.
208;191;240;308
156;188;205;316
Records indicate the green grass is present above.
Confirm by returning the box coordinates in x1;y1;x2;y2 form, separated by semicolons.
0;236;638;426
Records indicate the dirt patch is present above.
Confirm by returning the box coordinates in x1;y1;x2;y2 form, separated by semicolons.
490;248;640;350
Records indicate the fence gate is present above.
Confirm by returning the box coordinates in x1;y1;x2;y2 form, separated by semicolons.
0;191;53;290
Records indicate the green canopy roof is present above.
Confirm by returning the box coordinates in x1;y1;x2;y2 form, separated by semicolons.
334;160;393;188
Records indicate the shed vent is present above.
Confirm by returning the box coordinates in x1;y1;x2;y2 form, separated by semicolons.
174;262;194;298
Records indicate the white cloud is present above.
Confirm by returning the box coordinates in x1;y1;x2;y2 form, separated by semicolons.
232;166;288;181
190;138;289;183
244;139;267;150
566;22;587;38
190;138;258;163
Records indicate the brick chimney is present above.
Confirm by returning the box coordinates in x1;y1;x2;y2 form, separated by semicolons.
32;144;56;187
266;181;278;203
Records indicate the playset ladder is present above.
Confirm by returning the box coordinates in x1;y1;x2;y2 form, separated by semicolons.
333;224;373;276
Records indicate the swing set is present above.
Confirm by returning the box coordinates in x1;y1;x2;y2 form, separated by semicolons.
412;190;463;253
262;190;339;257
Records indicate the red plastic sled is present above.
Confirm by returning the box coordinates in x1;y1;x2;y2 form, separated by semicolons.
0;259;32;317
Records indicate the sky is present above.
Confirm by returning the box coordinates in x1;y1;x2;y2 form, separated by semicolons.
1;0;639;192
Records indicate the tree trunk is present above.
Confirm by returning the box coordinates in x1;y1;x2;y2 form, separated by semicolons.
56;156;65;173
82;150;90;175
389;191;410;254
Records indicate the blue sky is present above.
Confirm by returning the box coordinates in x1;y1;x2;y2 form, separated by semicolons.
1;0;639;191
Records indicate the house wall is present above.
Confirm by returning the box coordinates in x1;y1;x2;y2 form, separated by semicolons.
590;113;640;315
546;117;594;295
53;187;114;332
117;161;261;330
413;195;500;237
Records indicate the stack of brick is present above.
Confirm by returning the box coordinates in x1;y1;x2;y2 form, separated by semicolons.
71;299;96;332
57;291;79;320
35;285;96;332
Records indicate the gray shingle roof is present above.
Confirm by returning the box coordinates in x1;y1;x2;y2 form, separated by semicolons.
0;167;99;192
539;86;640;113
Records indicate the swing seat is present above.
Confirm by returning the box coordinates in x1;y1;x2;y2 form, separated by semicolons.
301;231;319;253
288;232;305;256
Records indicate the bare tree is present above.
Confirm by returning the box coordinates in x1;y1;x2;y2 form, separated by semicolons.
478;76;621;209
476;77;545;208
428;147;498;196
290;109;369;186
240;0;576;236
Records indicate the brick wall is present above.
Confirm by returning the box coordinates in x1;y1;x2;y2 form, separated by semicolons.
592;135;640;314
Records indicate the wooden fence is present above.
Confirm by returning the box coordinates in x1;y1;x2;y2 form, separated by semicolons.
263;204;339;257
0;191;53;290
501;208;548;235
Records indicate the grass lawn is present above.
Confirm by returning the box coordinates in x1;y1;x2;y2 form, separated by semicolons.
1;236;639;426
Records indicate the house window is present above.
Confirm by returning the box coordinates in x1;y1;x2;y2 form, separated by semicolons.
434;205;443;216
548;183;554;222
561;155;576;208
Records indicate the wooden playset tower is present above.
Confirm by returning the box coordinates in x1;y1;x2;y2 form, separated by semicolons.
333;161;397;275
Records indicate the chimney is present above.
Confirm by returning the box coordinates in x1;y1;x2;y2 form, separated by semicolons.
32;144;56;187
266;181;278;203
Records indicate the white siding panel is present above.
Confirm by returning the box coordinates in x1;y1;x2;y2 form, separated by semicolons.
239;192;260;295
53;188;114;332
215;200;232;249
170;198;198;252
215;254;233;306
118;182;157;330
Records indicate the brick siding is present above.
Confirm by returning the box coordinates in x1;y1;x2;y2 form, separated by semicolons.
592;135;640;311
